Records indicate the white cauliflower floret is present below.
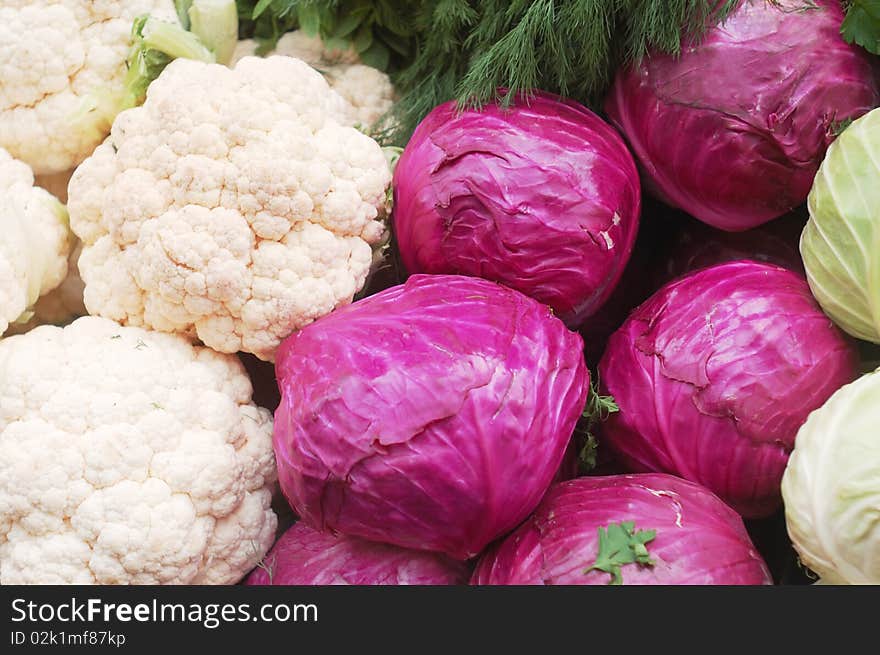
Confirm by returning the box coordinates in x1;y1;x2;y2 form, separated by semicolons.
0;316;278;585
33;171;87;331
325;64;397;129
232;31;396;128
0;148;72;336
7;241;88;335
7;167;86;335
0;1;178;175
68;55;391;361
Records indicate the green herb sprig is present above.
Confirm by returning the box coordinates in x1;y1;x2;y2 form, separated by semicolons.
585;521;658;585
236;0;742;144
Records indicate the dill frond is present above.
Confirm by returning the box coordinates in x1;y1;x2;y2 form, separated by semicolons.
239;0;741;144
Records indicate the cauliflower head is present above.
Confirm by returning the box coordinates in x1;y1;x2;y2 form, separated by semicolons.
0;148;72;336
68;55;391;361
0;316;278;585
0;0;177;175
232;32;396;129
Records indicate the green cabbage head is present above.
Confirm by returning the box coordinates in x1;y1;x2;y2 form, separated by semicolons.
802;108;880;343
781;369;880;584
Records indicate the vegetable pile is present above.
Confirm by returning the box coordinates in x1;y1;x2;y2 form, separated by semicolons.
3;0;880;587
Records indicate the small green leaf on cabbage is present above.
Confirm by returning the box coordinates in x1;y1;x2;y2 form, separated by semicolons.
585;521;657;585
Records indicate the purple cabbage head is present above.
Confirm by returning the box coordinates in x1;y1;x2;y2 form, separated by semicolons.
274;274;590;560
579;205;805;368
393;91;641;328
598;260;858;518
605;0;879;232
471;474;773;585
246;523;468;585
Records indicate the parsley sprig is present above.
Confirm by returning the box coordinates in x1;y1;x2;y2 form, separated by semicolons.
585;521;658;585
575;381;619;472
842;0;880;54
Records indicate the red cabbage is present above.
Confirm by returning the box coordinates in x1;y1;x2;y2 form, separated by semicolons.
605;0;878;232
246;523;468;585
579;204;804;368
598;260;858;518
273;274;590;560
393;91;641;328
471;474;773;585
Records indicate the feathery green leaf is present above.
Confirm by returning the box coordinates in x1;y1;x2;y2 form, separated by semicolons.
237;1;743;144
